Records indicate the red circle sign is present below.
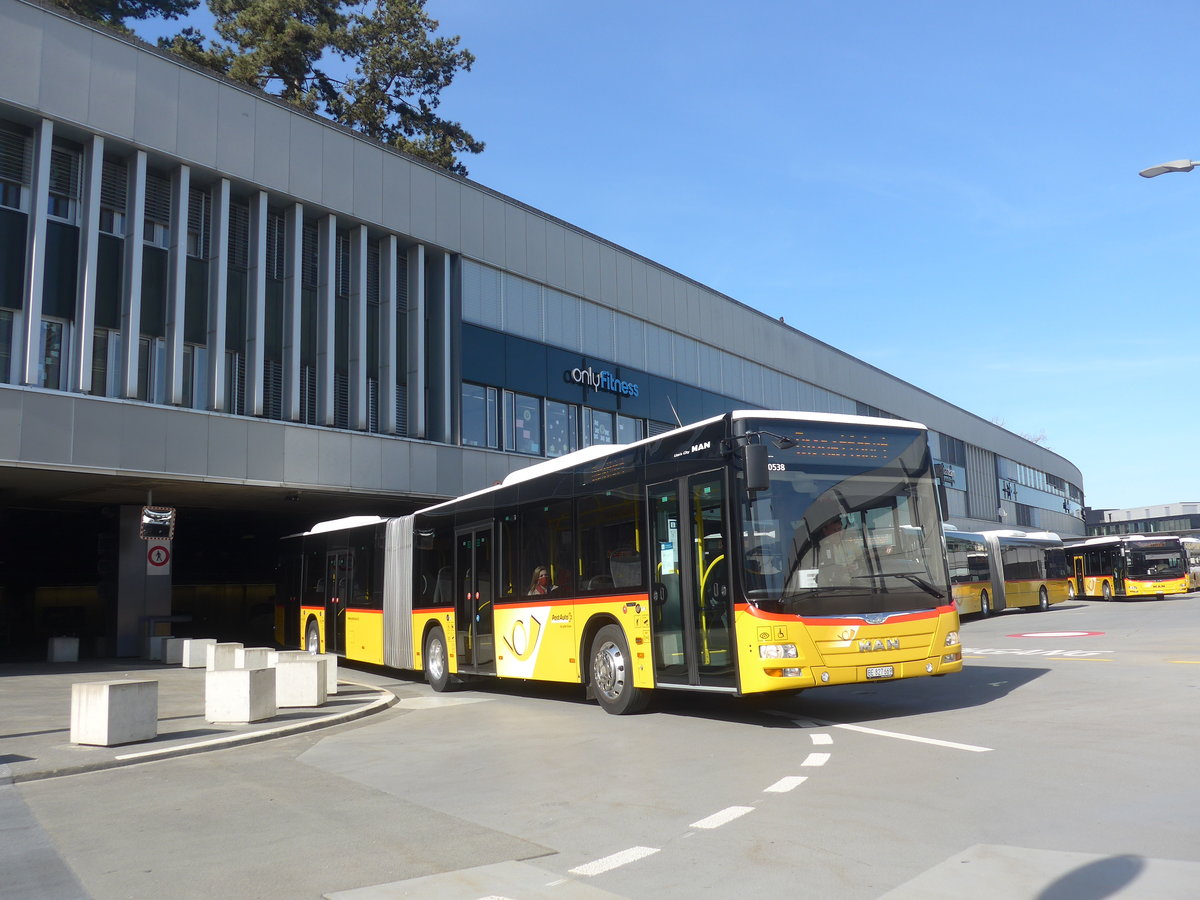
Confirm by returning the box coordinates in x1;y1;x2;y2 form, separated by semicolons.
148;546;171;567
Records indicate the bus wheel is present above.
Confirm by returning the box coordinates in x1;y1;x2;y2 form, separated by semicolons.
1068;582;1076;600
590;625;648;715
979;590;991;617
1038;586;1050;611
424;627;453;693
305;618;320;654
1102;582;1113;601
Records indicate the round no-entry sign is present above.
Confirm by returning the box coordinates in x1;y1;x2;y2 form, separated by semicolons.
148;545;171;567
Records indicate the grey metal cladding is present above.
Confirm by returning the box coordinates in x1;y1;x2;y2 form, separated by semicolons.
320;127;354;209
20;391;73;465
176;72;220;170
253;102;292;193
206;414;249;479
245;419;286;482
289;116;324;201
162;408;210;476
1;1;43;109
353;139;385;225
133;50;180;153
39;12;91;124
216;88;256;178
87;34;138;137
408;164;437;243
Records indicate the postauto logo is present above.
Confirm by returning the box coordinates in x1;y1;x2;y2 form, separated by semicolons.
566;366;639;398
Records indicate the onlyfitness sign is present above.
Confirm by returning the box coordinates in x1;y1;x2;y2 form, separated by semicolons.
566;366;640;398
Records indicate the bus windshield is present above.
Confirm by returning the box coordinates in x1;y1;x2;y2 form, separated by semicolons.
1128;546;1185;579
738;420;949;617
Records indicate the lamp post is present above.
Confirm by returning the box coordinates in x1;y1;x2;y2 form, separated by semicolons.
1139;159;1200;178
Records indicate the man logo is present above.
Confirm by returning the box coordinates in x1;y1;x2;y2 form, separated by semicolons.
859;638;900;652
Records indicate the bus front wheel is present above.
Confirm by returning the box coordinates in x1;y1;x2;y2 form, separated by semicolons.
1037;586;1050;611
424;627;453;692
1102;582;1113;601
590;625;648;715
979;590;991;617
305;618;320;654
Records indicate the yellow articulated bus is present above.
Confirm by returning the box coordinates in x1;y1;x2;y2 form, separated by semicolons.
279;410;962;714
1063;535;1200;600
944;529;1072;616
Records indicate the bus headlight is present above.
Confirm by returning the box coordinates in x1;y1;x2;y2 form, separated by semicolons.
945;631;959;646
759;644;798;659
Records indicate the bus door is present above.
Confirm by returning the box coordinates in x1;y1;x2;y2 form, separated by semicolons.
455;525;495;673
648;471;736;690
1072;555;1084;598
324;549;352;654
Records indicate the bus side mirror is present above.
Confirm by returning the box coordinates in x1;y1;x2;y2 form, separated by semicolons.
745;443;770;493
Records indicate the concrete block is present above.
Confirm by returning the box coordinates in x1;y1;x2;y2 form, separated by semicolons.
181;638;216;668
205;667;277;724
48;636;79;662
164;637;186;665
206;642;243;671
145;634;172;661
235;646;272;669
269;651;338;693
275;657;328;708
71;680;158;746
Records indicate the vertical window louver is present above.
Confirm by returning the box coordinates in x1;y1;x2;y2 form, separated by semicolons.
228;202;249;269
0;122;30;211
336;232;350;297
301;222;318;288
264;359;284;419
144;172;171;247
48;144;81;223
300;365;318;424
187;186;210;258
99;159;127;235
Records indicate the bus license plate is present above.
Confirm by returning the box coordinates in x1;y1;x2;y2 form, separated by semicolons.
866;665;895;679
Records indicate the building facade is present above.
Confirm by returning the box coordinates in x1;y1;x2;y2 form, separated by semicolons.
0;0;1086;657
1086;503;1200;538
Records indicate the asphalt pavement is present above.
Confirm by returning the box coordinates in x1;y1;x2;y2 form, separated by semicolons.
0;657;397;784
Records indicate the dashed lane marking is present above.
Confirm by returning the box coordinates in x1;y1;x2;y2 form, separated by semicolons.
690;806;755;829
801;752;831;766
810;733;833;745
764;776;808;793
568;846;660;876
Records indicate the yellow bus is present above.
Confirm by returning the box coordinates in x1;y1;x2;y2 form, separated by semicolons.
944;529;1072;616
1063;535;1200;600
280;411;962;714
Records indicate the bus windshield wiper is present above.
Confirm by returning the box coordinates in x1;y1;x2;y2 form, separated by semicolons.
853;571;945;599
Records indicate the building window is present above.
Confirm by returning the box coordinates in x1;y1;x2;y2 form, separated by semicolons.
144;172;171;248
47;144;81;224
461;383;497;448
583;407;614;446
617;414;643;445
0;122;30;212
39;319;66;389
505;390;542;455
99;159;127;236
0;309;13;383
546;400;578;458
228;201;249;268
186;186;210;258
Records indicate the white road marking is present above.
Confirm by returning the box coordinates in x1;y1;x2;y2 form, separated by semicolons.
690;806;755;829
764;776;808;793
801;752;831;766
834;723;992;752
810;733;833;745
568;846;660;876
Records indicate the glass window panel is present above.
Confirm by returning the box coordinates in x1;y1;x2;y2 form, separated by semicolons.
0;310;11;383
615;313;645;370
580;300;615;361
545;400;578;458
585;408;614;446
544;288;579;351
672;332;698;384
506;391;542;455
617;414;643;445
461;383;497;448
39;319;64;390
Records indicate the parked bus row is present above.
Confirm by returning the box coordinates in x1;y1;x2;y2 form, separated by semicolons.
944;529;1072;617
277;410;963;714
1062;534;1200;600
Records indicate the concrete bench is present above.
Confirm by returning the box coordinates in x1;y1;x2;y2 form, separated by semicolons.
205;668;277;724
180;638;217;668
144;634;172;661
163;637;186;665
71;680;158;746
206;642;243;671
235;646;272;669
275;657;328;708
48;636;79;663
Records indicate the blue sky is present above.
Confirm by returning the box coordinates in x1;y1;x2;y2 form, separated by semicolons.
139;1;1200;510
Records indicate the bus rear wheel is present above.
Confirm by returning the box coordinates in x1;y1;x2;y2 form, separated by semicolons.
590;625;648;715
1037;586;1050;611
424;627;453;693
979;589;991;617
1102;582;1113;601
305;618;320;654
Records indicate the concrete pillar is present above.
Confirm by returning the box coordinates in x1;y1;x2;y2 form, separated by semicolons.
113;505;171;657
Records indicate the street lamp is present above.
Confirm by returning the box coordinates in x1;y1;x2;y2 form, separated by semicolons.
1139;159;1200;178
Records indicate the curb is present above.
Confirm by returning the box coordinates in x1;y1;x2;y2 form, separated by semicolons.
6;680;399;784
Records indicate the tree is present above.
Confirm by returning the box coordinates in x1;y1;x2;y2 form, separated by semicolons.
158;0;483;175
54;0;198;29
